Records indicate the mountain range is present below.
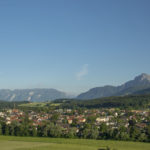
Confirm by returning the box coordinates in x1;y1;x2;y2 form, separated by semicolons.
0;89;67;102
0;73;150;102
77;73;150;100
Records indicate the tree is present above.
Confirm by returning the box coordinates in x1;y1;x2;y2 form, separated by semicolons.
146;124;150;141
71;118;78;127
138;133;147;142
9;125;15;136
51;113;59;124
129;119;136;127
31;126;37;137
129;126;141;141
49;123;62;138
5;125;9;135
66;128;77;138
87;116;96;124
82;128;90;139
43;125;49;137
99;123;109;139
0;124;2;135
14;125;21;136
119;132;130;141
89;127;99;139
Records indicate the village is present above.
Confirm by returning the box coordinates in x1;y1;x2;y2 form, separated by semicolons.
0;107;149;133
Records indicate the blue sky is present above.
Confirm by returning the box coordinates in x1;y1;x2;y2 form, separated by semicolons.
0;0;150;94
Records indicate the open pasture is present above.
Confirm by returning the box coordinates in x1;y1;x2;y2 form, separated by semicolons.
0;136;150;150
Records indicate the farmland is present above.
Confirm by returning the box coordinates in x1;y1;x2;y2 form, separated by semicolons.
19;102;61;108
0;136;150;150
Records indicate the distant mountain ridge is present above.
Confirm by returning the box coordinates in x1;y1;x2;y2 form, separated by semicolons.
1;73;150;102
77;73;150;100
0;88;67;102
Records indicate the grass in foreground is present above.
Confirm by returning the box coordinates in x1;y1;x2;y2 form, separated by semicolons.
0;136;150;150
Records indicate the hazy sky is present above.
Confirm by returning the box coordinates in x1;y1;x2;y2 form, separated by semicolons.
0;0;150;94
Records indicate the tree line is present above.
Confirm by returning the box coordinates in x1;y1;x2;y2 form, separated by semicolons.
57;95;150;109
0;114;150;142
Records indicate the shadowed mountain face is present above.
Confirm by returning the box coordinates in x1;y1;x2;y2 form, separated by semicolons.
77;73;150;100
0;89;67;102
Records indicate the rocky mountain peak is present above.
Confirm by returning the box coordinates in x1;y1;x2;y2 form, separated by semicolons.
135;73;150;82
77;73;150;100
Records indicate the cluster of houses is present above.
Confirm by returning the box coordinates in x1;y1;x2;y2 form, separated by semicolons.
0;108;149;131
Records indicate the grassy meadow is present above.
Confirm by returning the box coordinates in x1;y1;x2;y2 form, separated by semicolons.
19;102;48;107
0;136;150;150
19;102;61;108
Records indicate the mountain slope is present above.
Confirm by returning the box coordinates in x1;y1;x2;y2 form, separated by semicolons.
0;89;67;102
77;73;150;100
133;87;150;95
77;86;119;100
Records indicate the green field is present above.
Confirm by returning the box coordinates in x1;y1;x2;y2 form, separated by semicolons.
19;102;61;108
19;102;49;107
0;136;150;150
